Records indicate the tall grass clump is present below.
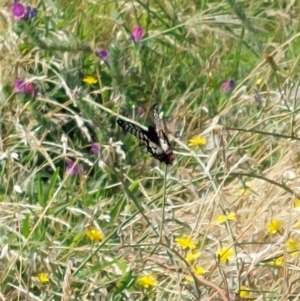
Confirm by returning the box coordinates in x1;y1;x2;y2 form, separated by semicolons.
1;0;300;300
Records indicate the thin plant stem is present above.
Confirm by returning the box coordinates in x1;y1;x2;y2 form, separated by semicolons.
159;164;168;241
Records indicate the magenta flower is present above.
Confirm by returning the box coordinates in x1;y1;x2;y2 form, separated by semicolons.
131;26;145;42
65;159;84;176
221;79;235;91
24;82;38;96
14;78;38;97
11;3;37;20
95;48;110;66
14;78;26;93
95;48;108;60
11;3;26;19
90;142;100;154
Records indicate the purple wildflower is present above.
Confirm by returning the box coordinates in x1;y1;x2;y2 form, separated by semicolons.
14;78;26;93
221;79;235;91
24;6;38;20
24;82;38;96
11;3;37;20
95;48;108;60
90;142;100;154
131;26;145;42
14;78;38;97
11;3;26;19
65;159;83;176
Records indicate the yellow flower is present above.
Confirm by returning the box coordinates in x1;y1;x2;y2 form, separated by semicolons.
216;247;233;263
36;272;49;283
185;251;201;263
175;236;196;250
188;136;206;147
185;266;207;282
295;199;300;208
86;227;104;243
215;212;235;224
267;220;282;234
137;275;157;288
269;256;283;266
286;238;300;256
83;75;97;85
193;266;206;275
286;238;300;251
239;285;251;298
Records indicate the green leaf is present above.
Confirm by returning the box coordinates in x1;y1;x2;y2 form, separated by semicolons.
22;214;30;238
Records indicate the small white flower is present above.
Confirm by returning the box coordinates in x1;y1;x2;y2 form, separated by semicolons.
14;185;23;194
11;152;19;160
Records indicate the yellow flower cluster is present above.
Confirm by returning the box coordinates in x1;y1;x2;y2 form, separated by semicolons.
82;75;97;85
86;227;104;243
36;272;49;283
175;236;196;250
137;275;157;288
188;136;207;147
176;236;206;281
267;220;282;234
215;247;233;263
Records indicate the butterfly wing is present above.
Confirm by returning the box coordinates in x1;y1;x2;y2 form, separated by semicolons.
117;119;150;147
152;104;174;155
153;104;162;132
117;105;174;165
150;105;174;164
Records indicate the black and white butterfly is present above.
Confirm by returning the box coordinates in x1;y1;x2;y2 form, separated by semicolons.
117;105;174;165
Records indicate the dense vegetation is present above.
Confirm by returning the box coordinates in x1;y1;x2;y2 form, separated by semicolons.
1;0;300;300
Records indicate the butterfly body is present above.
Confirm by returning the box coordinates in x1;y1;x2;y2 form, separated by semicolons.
117;105;174;165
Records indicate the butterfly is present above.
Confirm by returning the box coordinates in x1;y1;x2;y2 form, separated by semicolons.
117;105;174;165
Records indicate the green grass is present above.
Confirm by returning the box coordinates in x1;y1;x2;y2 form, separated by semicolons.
1;0;300;300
